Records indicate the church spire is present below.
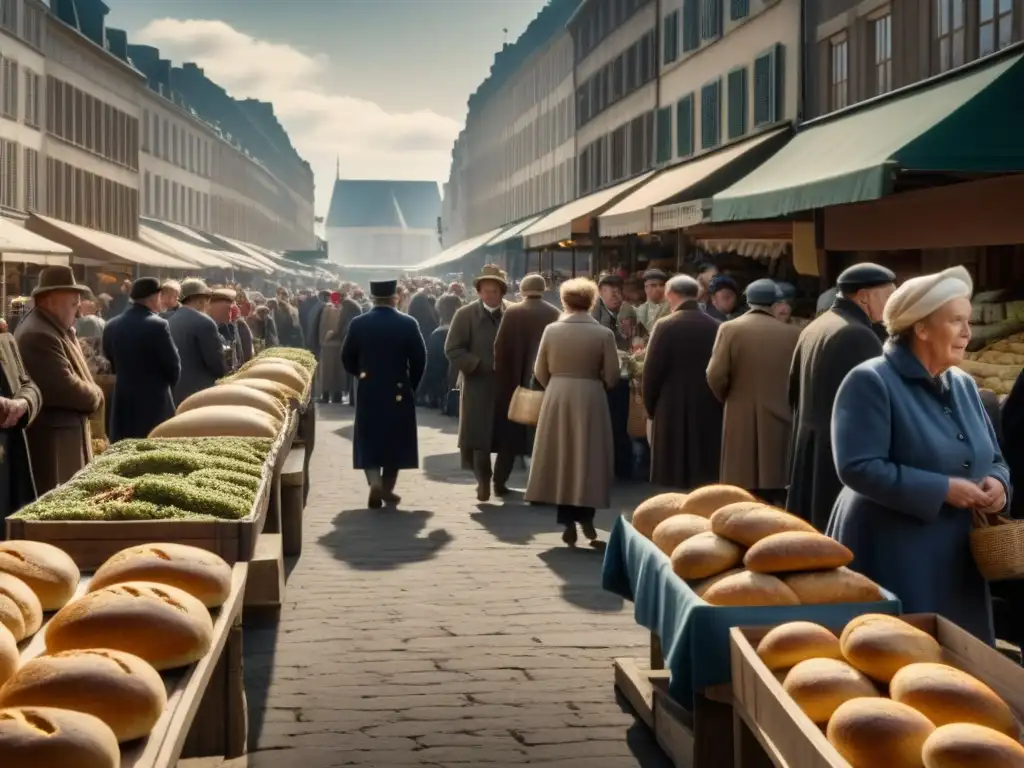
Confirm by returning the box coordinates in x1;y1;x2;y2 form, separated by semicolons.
335;154;340;180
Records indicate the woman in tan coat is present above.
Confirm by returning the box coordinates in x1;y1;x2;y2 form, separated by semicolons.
526;278;620;546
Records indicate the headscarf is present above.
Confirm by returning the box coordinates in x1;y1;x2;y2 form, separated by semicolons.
883;266;972;336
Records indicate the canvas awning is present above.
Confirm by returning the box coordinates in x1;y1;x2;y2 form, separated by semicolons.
27;215;193;269
600;129;788;237
414;225;505;271
0;217;71;265
520;172;656;249
218;236;289;274
487;213;546;246
713;49;1024;221
139;225;235;270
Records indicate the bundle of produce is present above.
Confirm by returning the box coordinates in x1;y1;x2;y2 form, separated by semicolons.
220;347;317;404
962;331;1024;395
967;290;1024;352
755;615;1024;768
91;437;109;456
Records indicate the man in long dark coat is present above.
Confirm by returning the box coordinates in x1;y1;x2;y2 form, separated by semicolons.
643;275;723;489
102;277;181;441
341;279;426;509
786;263;895;529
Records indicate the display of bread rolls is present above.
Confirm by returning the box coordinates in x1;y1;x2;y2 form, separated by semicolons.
669;531;744;580
783;567;885;605
782;658;880;723
630;493;689;539
827;698;936;768
88;543;232;608
234;362;307;393
0;705;120;768
756;621;843;671
744;531;854;574
0;541;79;611
0;625;15;689
677;484;755;518
651;514;710;556
0;574;42;642
699;570;799;607
840;614;944;682
149;404;280;439
922;723;1024;768
889;663;1018;737
710;503;816;547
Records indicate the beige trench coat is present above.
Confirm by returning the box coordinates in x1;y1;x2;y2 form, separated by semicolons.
706;308;801;491
318;304;345;394
526;313;619;509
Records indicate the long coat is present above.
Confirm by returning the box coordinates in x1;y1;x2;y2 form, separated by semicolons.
707;308;800;491
526;313;619;509
15;308;103;494
445;298;511;458
102;303;181;441
0;332;41;523
494;296;561;456
786;298;884;528
827;343;1009;643
341;306;426;469
642;302;723;489
317;303;344;394
168;305;228;406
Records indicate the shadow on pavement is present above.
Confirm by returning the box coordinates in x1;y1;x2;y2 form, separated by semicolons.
421;451;476;484
616;691;676;768
471;500;551;544
537;546;624;613
317;507;452;570
241;610;280;752
415;406;460;434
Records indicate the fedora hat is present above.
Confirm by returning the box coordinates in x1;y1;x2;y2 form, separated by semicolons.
179;278;212;301
31;265;89;298
474;264;508;292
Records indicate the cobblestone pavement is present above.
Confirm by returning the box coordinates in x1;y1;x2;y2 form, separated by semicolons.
241;405;671;767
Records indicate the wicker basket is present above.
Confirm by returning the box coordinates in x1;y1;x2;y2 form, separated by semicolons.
970;511;1024;581
508;386;544;426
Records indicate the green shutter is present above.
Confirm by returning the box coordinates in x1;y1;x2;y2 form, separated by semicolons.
701;80;720;149
676;95;694;157
663;11;679;64
701;0;721;40
730;0;749;21
727;67;747;140
656;106;672;163
754;43;786;127
683;0;700;52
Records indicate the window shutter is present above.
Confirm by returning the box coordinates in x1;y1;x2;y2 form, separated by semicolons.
683;0;700;52
676;95;694;157
701;80;720;149
727;67;747;140
754;44;785;126
663;11;679;64
656;106;672;163
730;0;749;21
701;0;721;41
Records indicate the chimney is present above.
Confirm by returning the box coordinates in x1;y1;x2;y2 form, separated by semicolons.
126;44;160;87
155;58;172;96
76;0;110;48
105;27;127;60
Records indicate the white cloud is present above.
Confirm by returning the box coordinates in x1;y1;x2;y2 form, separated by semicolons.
136;19;460;216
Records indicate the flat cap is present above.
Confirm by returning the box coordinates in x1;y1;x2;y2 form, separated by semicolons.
210;288;237;303
836;263;896;292
708;275;738;295
519;273;547;297
179;278;211;301
129;277;161;301
597;273;624;288
745;278;783;306
642;268;667;282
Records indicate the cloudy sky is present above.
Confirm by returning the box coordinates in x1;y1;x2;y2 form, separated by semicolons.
104;0;548;217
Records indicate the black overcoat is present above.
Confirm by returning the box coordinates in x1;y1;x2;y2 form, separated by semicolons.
785;297;883;528
341;306;426;470
102;303;181;442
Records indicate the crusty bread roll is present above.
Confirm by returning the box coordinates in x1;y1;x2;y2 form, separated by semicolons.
691;568;744;598
630;493;689;539
653;514;711;556
89;543;232;608
922;723;1024;768
0;649;167;742
701;570;800;607
840;614;943;682
711;503;816;547
176;384;286;424
230;377;300;403
744;531;854;574
0;706;119;768
890;663;1017;737
0;574;42;642
784;567;885;605
235;362;306;393
756;621;843;671
149;405;279;439
669;531;744;580
250;356;311;383
45;581;213;671
678;485;756;518
827;698;935;768
0;541;79;611
783;657;879;723
0;625;15;688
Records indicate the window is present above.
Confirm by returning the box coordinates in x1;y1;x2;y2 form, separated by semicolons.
626;42;639;91
676;94;694;157
700;79;720;149
872;12;892;95
640;30;653;83
701;0;721;40
611;124;627;181
0;139;17;208
754;44;785;126
936;0;965;72
613;54;625;100
23;3;42;48
23;147;37;211
143;171;151;216
154;173;162;216
629;114;646;175
727;67;747;140
1;59;17;120
731;0;749;21
663;11;679;65
0;0;16;35
830;33;849;110
656;106;672;163
171;124;178;164
24;69;39;127
683;0;700;51
142;110;150;152
980;0;1013;57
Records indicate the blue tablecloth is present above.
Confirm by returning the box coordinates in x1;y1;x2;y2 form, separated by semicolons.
601;515;902;708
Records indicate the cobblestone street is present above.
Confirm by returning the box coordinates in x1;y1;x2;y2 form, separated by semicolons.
240;405;670;767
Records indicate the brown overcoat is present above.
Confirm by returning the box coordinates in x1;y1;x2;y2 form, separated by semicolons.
0;332;42;518
493;296;561;455
706;308;800;491
15;308;103;494
317;303;344;394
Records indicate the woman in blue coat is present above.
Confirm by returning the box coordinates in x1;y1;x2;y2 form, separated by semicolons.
827;266;1009;644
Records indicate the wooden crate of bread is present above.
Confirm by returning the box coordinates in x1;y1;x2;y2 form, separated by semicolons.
729;614;1024;768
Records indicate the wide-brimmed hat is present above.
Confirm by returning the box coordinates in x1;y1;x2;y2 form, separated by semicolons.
31;265;90;298
474;264;507;292
179;278;212;301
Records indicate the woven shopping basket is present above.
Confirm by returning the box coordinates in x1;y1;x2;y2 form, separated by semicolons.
508;386;544;426
971;510;1024;581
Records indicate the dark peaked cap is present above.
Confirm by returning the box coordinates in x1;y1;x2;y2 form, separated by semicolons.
369;279;398;298
837;263;896;292
130;277;161;301
745;278;783;306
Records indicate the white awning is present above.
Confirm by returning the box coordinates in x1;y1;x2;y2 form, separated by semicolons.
520;172;656;249
218;236;287;274
413;225;504;271
28;215;193;269
0;217;71;265
487;214;546;246
139;225;235;270
601;129;788;238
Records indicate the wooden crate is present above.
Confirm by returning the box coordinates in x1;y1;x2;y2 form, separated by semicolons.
730;614;1024;768
6;412;297;569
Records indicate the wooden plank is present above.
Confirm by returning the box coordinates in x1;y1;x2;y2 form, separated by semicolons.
244;533;284;608
613;657;670;730
281;447;304;487
280;447;305;558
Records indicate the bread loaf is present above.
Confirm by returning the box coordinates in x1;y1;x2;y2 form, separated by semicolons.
890;663;1017;737
0;625;15;689
0;574;42;642
711;503;816;547
922;723;1024;768
678;485;756;518
0;706;119;768
783;658;880;723
149;405;279;439
691;568;744;598
0;649;166;742
840;614;943;682
89;543;232;608
744;531;853;574
700;570;800;607
249;356;311;383
230;377;300;404
0;541;79;611
235;362;306;394
783;568;885;605
652;514;711;556
631;493;689;539
756;621;843;671
827;698;936;768
669;531;744;580
176;384;286;424
45;581;213;671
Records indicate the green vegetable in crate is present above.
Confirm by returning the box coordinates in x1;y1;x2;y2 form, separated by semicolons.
188;468;262;492
189;445;266;468
105;449;262;479
67;473;128;494
256;347;316;372
130;476;251;520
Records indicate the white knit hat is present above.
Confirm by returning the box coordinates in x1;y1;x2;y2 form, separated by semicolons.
883;265;973;335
